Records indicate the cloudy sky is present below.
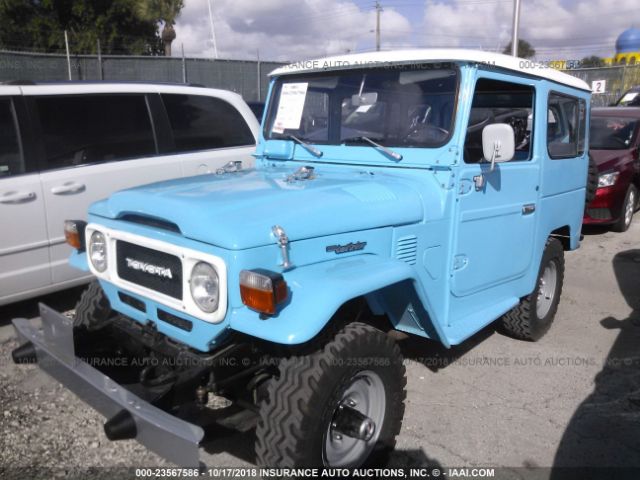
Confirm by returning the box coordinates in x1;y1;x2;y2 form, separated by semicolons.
174;0;639;62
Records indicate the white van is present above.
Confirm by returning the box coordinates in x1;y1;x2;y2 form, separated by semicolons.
0;82;259;305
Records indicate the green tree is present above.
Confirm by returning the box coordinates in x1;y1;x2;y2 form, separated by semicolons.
135;0;185;57
0;0;162;55
502;39;536;58
580;55;605;67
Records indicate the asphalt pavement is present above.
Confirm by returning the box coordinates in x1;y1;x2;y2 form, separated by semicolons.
1;223;639;477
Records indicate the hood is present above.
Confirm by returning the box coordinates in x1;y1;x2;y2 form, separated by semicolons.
590;149;634;172
91;167;425;249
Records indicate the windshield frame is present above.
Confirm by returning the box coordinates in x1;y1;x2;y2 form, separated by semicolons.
262;63;461;151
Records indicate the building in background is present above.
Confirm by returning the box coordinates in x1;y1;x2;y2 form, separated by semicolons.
605;27;640;65
553;27;640;69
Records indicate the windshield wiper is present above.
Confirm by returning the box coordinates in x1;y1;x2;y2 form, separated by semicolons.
287;134;323;157
342;136;403;161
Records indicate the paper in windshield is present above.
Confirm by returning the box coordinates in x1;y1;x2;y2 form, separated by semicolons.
272;82;308;134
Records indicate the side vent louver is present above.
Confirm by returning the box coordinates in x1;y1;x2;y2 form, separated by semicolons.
396;235;418;265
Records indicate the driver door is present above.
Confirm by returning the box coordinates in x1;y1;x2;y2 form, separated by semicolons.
452;72;540;301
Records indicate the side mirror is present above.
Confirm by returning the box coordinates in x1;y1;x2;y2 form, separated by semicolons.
482;123;515;172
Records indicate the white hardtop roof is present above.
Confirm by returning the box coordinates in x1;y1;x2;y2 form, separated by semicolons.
270;48;590;92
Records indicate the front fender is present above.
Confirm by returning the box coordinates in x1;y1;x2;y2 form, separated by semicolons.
229;255;443;345
69;250;90;271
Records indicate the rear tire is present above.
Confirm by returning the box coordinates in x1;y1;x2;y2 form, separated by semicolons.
585;153;598;207
501;238;564;341
255;322;406;468
73;281;113;330
612;185;637;233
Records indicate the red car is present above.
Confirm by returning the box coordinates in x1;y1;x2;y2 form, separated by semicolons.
584;107;640;232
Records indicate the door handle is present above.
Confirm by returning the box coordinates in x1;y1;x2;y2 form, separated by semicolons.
522;204;536;215
0;191;36;204
473;174;485;191
51;182;86;195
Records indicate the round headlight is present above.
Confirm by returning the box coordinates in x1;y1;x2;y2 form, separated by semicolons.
190;262;219;313
89;231;108;272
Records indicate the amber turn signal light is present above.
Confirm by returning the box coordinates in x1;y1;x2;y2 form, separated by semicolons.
239;269;288;315
64;220;87;250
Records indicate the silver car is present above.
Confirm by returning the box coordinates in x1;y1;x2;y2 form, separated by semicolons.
0;82;259;305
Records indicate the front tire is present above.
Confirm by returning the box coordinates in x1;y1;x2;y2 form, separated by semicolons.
255;322;406;468
612;184;637;233
501;238;564;341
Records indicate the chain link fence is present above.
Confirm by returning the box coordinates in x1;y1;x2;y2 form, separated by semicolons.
0;50;285;102
3;49;640;106
562;65;640;107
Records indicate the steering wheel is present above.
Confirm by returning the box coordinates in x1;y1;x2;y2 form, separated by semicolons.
466;111;495;134
403;124;449;144
508;116;528;145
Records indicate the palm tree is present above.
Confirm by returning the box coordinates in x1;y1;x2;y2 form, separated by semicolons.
136;0;184;56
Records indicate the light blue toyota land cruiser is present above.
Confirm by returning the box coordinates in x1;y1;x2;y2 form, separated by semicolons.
12;49;593;469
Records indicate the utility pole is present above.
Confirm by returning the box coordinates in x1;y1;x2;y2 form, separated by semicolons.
64;30;72;80
510;0;521;57
181;43;187;83
256;49;261;102
96;39;103;80
207;0;219;59
375;1;382;51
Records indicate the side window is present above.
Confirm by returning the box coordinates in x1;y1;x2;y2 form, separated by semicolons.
36;94;156;171
547;92;586;159
0;98;23;177
464;78;534;164
161;94;255;153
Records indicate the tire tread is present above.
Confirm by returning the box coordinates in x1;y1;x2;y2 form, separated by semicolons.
501;238;564;341
255;322;406;468
73;281;112;329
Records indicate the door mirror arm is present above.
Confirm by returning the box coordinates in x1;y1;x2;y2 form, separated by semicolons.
474;123;516;191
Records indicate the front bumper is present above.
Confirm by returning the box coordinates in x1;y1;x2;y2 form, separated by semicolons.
12;304;204;467
583;185;625;224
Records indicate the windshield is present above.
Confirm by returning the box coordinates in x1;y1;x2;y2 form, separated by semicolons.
589;116;638;150
265;64;458;148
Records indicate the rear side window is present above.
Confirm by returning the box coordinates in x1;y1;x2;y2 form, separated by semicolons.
36;94;156;170
161;94;254;153
0;98;23;177
547;92;586;159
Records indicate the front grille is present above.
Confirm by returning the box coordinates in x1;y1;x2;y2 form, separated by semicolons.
118;291;146;312
116;241;183;299
586;208;612;220
158;309;193;331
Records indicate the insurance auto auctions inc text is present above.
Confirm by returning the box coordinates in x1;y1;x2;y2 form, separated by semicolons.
200;467;496;478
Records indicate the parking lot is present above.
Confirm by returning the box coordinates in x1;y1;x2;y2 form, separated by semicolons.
1;222;639;475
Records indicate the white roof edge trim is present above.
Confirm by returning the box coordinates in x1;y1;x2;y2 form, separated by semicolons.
269;48;591;92
16;83;243;98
